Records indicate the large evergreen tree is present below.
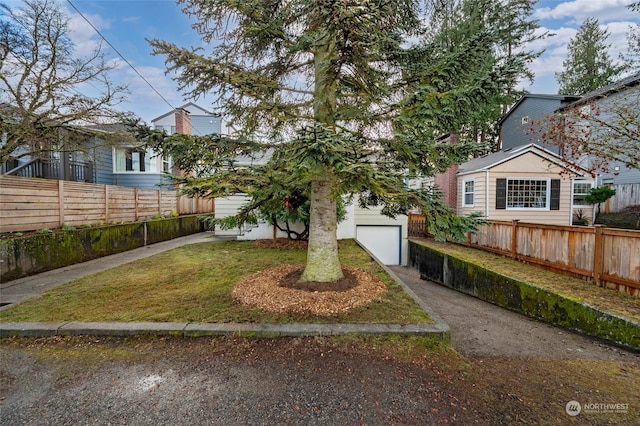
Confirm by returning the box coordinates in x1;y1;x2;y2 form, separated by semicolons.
556;17;628;95
149;0;538;284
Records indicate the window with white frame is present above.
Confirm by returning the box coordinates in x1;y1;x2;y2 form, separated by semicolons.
463;179;475;207
572;182;592;206
507;178;549;209
114;147;164;173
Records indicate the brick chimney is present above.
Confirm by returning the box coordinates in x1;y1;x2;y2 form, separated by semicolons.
434;133;460;210
175;108;192;135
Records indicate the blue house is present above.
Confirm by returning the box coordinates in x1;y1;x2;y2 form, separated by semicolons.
2;104;222;191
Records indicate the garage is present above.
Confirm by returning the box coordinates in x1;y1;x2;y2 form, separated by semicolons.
355;225;402;265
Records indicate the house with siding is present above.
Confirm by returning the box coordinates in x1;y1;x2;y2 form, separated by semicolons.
554;74;640;212
456;144;596;226
498;94;580;153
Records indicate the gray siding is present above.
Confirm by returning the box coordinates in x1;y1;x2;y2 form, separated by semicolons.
501;97;563;153
92;145;114;185
191;115;222;136
112;173;173;190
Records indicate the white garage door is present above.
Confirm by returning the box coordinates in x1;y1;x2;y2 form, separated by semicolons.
356;226;401;265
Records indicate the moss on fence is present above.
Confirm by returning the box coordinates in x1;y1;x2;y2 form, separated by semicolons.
0;216;204;282
409;239;640;351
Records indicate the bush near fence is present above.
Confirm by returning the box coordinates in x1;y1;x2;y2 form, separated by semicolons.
0;175;214;233
407;214;640;296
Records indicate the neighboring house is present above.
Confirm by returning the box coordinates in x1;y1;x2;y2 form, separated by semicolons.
152;102;223;136
456;144;596;226
555;73;640;212
498;94;580;153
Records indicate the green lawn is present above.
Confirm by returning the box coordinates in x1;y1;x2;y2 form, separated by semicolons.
0;240;431;324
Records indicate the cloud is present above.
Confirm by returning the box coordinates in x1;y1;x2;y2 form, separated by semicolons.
535;0;636;23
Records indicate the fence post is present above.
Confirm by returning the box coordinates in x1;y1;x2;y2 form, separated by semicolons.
511;220;519;259
593;225;605;286
58;180;65;227
175;190;181;216
157;190;161;216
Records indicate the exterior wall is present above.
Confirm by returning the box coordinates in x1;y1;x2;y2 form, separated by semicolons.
192;115;222;136
457;171;488;217
458;152;595;226
91;145;114;185
434;164;458;209
500;97;564;153
112;173;171;190
489;154;581;225
214;194;251;236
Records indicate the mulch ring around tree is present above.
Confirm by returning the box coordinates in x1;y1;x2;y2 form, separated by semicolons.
231;264;388;315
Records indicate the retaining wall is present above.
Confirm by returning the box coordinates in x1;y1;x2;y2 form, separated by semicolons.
1;216;205;282
408;240;639;351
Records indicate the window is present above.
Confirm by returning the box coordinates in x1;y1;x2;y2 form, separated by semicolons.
463;179;474;207
496;178;560;210
507;179;548;208
573;182;592;206
114;147;161;173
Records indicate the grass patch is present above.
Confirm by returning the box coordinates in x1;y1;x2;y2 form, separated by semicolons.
0;240;431;325
415;238;640;322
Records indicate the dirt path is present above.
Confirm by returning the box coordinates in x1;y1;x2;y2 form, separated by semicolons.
389;265;636;361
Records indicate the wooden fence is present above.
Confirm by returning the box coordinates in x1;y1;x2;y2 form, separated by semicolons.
607;183;640;213
408;214;640;295
0;175;214;233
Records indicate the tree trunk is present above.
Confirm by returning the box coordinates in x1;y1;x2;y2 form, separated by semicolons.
299;19;343;283
300;176;343;282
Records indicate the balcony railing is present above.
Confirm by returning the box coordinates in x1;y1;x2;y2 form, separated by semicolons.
3;157;94;183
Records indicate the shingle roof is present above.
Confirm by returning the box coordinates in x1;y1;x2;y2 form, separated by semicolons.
558;72;640;111
456;143;593;177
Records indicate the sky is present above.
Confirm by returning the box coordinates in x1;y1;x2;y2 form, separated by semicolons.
4;0;640;124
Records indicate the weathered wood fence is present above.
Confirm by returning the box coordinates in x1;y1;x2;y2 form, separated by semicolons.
0;175;214;233
408;214;640;295
607;183;640;213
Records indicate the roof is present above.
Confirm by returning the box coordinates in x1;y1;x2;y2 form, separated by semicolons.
151;102;215;123
497;94;581;126
456;143;594;177
558;72;640;111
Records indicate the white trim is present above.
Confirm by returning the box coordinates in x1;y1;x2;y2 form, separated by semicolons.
462;178;475;207
571;180;593;208
505;177;551;210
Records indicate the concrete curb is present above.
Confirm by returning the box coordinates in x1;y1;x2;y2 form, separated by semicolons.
0;321;449;339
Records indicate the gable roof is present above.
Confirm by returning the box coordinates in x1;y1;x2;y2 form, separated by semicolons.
456;143;594;177
558;72;640;111
497;94;581;126
151;102;215;123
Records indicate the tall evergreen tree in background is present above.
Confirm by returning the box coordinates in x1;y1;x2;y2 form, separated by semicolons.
626;2;640;71
148;0;539;284
556;17;628;95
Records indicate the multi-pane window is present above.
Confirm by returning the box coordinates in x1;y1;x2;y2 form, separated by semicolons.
463;179;474;206
573;182;592;206
507;179;548;209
